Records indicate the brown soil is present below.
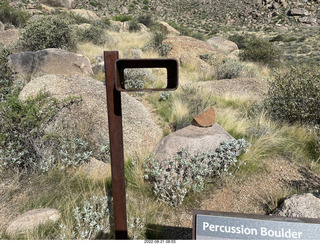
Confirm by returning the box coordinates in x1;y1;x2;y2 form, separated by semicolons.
173;156;320;230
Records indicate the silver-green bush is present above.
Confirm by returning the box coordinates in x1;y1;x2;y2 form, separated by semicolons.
144;139;250;206
60;196;112;240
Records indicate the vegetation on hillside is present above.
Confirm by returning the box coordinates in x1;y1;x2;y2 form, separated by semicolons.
0;0;320;240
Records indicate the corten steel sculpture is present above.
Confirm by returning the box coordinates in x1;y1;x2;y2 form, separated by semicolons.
104;51;178;239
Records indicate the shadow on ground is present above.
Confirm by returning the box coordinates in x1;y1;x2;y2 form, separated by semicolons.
146;224;192;240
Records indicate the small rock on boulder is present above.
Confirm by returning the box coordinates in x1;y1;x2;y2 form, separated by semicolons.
8;48;93;80
152;123;235;162
6;208;60;237
272;193;320;219
192;107;215;127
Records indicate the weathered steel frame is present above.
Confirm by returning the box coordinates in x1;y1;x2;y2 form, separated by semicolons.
104;51;178;239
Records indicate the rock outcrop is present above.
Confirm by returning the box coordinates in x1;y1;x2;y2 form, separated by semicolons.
41;0;76;9
19;74;163;157
8;48;93;80
207;36;239;54
272;193;320;219
152;123;235;163
6;208;60;237
163;36;227;68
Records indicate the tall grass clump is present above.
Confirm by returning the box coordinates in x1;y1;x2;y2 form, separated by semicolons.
76;26;109;45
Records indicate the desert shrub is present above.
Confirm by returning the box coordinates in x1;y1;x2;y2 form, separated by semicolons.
200;53;219;66
77;26;108;45
144;139;250;206
216;60;256;80
142;31;172;56
123;68;155;89
113;15;132;22
19;15;77;52
137;14;154;28
60;195;113;240
0;0;30;27
264;65;320;125
239;37;280;66
0;90;105;172
227;34;248;49
128;20;141;32
0;45;13;101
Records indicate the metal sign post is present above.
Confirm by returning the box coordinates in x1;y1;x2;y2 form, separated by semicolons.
104;51;178;239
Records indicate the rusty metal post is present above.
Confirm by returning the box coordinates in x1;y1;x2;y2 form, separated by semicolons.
104;51;128;239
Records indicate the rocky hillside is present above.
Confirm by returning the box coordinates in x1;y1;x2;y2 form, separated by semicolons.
7;0;320;32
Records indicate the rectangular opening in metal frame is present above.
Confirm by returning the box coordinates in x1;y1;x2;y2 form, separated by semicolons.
115;59;178;92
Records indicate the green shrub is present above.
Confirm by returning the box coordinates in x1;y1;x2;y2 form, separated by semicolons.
200;53;217;66
0;91;100;172
0;0;30;27
0;44;13;81
142;31;171;56
144;139;250;206
239;37;280;66
264;65;320;125
19;15;76;52
216;60;256;80
113;15;133;22
77;26;108;45
137;14;154;28
0;44;13;102
129;20;141;32
227;34;248;49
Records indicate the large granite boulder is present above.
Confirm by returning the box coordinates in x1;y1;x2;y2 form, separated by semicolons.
207;36;239;54
8;48;93;80
163;36;227;69
18;74;162;157
152;123;235;162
